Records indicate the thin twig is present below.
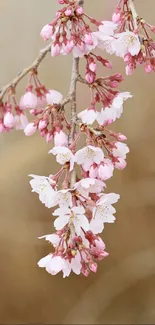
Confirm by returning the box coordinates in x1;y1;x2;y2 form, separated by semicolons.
0;43;51;101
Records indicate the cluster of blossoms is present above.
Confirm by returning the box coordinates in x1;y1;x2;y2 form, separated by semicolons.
110;0;155;74
0;0;154;277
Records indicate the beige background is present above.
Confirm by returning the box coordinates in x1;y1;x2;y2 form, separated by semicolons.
1;0;155;324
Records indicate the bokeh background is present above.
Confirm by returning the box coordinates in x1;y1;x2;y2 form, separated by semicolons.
1;0;155;324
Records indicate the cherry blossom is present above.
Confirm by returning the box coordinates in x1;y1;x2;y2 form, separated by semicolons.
112;31;141;58
49;146;75;171
78;108;98;125
46;89;63;105
53;206;89;235
29;174;57;208
75;146;104;171
90;193;120;234
112;142;130;160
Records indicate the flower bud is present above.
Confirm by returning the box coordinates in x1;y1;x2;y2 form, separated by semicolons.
24;122;37;136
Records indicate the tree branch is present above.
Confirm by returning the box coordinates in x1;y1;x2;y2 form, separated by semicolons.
128;0;138;29
0;43;51;101
68;57;79;187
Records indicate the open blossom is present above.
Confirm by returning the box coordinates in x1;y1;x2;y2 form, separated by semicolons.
46;90;63;105
90;193;120;234
49;146;75;171
29;174;56;208
112;142;129;159
53;206;89;234
54;189;73;208
38;252;82;277
112;31;141;57
97;91;132;125
78;108;98;125
20;91;38;110
39;233;60;247
75;146;104;171
95;21;118;39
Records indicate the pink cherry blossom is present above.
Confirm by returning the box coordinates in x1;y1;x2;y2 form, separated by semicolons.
24;122;37;136
20;91;37;110
46;89;63;105
40;24;53;41
54;130;68;146
3;112;14;128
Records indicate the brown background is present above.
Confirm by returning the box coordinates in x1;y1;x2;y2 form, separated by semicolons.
1;0;155;324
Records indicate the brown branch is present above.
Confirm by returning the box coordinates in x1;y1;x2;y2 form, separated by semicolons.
0;43;51;101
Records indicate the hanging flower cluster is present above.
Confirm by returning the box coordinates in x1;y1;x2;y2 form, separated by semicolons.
109;0;155;74
0;0;153;277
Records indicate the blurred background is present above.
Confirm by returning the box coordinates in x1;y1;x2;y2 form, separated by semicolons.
1;0;155;324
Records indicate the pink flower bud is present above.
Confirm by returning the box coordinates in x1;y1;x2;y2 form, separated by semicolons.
54;130;68;146
112;12;121;23
89;62;97;72
3;112;14;128
20;91;37;110
65;9;72;16
114;158;127;170
38;120;47;130
145;64;152;74
85;73;95;84
46;132;53;143
76;7;83;15
58;0;65;3
51;44;61;57
126;64;134;76
40;24;53;41
24;122;37;136
117;133;127;141
46;90;63;105
95;238;106;250
84;34;93;45
89;262;97;273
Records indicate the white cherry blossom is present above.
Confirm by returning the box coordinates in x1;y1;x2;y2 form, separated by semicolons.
78;109;98;125
38;252;82;277
97;92;132;125
46;90;63;105
49;146;75;171
90;193;120;234
112;31;141;57
38;234;60;247
53;206;89;235
55;189;73;208
112;142;129;159
29;174;57;208
75;145;104;171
